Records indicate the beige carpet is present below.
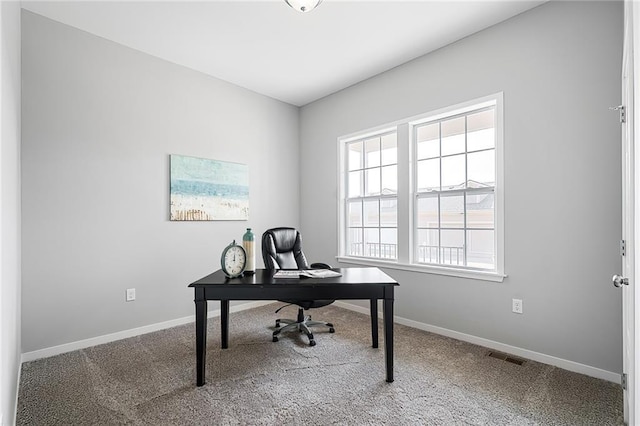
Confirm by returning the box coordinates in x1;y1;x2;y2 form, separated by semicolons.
17;303;623;425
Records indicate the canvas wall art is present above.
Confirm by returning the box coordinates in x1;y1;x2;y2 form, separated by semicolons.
170;155;249;221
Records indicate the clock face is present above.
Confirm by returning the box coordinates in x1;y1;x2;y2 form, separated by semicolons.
223;244;246;277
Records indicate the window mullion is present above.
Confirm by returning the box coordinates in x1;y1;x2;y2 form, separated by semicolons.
438;122;443;264
378;155;382;258
463;115;468;267
359;198;364;257
396;123;410;263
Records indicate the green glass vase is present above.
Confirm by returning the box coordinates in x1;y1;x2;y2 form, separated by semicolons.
242;228;255;274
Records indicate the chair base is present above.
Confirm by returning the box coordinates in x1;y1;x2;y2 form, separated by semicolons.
272;308;335;346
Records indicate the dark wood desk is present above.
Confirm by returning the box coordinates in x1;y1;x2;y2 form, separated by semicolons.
188;267;399;386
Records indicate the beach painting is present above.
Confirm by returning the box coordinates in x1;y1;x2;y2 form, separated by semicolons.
170;155;249;221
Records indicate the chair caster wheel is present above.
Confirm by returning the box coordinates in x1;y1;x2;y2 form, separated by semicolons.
309;340;316;346
273;336;278;342
329;327;335;333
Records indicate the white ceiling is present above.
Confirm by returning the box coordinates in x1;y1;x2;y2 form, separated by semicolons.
22;0;546;106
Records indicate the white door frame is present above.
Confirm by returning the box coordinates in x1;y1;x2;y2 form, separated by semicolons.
624;1;639;424
632;1;640;423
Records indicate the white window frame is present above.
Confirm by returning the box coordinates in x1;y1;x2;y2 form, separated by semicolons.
343;130;399;261
337;93;505;282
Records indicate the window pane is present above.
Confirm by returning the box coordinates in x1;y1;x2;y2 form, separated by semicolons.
416;229;439;263
348;171;362;197
441;154;465;190
348;200;362;227
417;196;438;228
365;137;381;168
380;198;397;227
364;228;380;257
380;228;397;259
440;194;464;229
365;169;380;196
348;141;363;171
440;230;465;266
467;109;495;152
364;199;379;227
416;123;439;159
468;149;495;187
417;158;440;192
347;228;363;257
441;117;465;156
467;192;494;229
345;132;398;261
381;165;397;194
467;229;495;270
381;133;397;165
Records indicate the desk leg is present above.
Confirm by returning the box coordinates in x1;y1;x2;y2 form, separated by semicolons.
370;299;378;348
195;288;207;387
384;296;394;383
221;300;229;349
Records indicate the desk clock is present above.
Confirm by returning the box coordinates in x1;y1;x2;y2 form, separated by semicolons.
221;240;246;278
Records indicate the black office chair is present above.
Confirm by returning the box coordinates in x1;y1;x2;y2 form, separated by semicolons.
262;227;335;346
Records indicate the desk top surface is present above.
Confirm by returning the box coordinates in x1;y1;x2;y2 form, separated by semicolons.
188;267;398;287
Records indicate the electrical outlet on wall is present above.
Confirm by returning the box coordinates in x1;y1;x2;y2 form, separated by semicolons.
126;288;136;302
512;298;523;314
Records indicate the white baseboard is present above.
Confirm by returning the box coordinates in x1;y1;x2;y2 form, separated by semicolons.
333;301;621;384
21;301;274;363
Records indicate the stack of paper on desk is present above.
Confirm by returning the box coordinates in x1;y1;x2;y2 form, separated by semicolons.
273;269;342;279
272;270;302;278
301;269;342;278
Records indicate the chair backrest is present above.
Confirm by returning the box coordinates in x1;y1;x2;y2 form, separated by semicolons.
262;227;310;270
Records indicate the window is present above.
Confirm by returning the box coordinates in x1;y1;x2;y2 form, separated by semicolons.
345;132;398;259
414;106;496;270
339;94;504;281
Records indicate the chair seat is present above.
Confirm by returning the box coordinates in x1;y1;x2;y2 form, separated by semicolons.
279;299;334;310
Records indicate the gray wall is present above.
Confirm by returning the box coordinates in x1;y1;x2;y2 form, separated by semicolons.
21;11;301;353
1;2;21;424
300;1;624;373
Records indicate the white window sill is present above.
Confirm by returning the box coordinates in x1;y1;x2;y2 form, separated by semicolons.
336;256;507;283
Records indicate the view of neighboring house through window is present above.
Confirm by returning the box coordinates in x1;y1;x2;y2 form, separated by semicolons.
346;132;398;259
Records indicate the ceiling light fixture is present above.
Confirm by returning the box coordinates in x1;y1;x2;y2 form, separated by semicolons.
285;0;323;13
